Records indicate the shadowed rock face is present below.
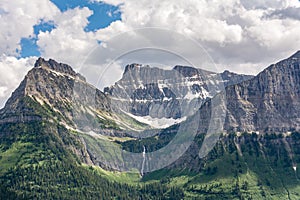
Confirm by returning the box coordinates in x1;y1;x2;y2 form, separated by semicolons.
104;64;253;119
197;51;300;133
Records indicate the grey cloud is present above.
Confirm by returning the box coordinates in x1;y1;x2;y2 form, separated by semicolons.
267;7;300;20
240;0;288;10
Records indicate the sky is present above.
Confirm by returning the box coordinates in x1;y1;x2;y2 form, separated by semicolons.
0;0;300;107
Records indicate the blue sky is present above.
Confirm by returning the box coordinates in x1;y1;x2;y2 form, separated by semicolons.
19;0;121;58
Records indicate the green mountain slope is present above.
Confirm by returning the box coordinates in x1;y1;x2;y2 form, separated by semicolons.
0;97;184;199
140;133;300;199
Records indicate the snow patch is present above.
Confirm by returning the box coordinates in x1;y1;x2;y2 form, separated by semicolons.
184;91;199;100
163;97;172;101
184;87;210;100
123;111;186;129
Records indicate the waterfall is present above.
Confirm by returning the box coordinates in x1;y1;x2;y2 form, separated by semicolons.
141;146;146;176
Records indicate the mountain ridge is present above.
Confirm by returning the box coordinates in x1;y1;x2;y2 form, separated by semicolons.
1;52;300;199
105;63;253;120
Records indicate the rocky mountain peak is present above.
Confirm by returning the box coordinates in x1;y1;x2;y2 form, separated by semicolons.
105;63;254;120
34;57;78;78
0;57;111;129
123;63;143;75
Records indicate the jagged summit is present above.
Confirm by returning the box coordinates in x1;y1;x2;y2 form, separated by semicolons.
34;57;77;77
105;62;254;119
34;57;86;82
123;63;143;74
123;63;227;78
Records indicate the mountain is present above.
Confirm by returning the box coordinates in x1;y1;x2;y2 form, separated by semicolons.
122;52;300;199
0;58;152;135
0;58;185;199
165;50;300;168
0;53;300;199
104;64;253;124
222;50;300;132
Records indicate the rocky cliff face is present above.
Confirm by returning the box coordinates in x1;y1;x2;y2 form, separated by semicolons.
197;51;300;133
104;64;253;120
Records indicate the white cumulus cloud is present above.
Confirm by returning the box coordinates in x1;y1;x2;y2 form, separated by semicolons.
95;0;300;74
0;56;36;107
37;7;97;67
0;0;59;56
